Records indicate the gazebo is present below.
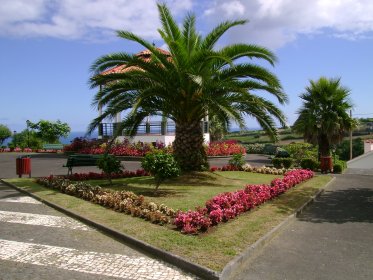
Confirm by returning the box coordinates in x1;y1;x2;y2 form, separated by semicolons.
96;48;210;146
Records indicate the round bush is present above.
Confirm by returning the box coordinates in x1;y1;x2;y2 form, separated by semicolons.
300;158;319;171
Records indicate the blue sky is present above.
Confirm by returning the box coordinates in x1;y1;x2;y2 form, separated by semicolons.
1;0;373;133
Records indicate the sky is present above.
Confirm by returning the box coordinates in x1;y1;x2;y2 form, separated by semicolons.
1;0;373;133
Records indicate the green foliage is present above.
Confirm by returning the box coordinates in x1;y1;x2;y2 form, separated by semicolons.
333;159;347;173
272;157;294;169
263;144;278;155
27;120;70;143
97;154;123;185
228;153;246;168
8;129;43;149
293;77;356;157
244;143;265;154
275;147;290;158
88;3;287;171
0;124;12;145
209;115;228;142
335;138;364;160
284;143;317;166
141;151;180;192
333;163;343;173
300;158;319;171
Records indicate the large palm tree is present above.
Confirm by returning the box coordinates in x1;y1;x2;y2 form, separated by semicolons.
293;77;356;157
89;3;287;171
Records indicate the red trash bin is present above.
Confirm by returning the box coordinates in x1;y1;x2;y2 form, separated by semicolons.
320;156;332;173
16;156;31;178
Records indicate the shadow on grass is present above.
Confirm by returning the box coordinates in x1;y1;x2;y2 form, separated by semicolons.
298;188;373;224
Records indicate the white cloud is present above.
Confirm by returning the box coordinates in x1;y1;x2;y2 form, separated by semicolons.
0;0;192;40
1;0;373;47
202;0;373;49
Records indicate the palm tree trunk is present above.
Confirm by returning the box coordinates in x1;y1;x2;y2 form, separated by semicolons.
318;134;331;157
173;121;209;171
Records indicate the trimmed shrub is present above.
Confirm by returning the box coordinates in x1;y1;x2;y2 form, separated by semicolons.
275;147;290;158
141;151;180;192
272;158;283;169
263;144;278;155
333;163;343;173
333;159;347;173
300;158;319;171
282;158;294;169
228;153;246;168
272;158;294;169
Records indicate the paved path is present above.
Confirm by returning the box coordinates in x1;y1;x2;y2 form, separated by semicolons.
233;172;373;280
0;153;271;179
0;181;197;280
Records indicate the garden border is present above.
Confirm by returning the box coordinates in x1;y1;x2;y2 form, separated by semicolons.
219;175;336;280
0;179;219;280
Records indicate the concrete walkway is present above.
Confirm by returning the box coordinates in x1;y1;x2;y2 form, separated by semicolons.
0;181;196;280
233;172;373;280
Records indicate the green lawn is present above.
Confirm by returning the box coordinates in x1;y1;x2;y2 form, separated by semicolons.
5;172;332;271
87;171;279;211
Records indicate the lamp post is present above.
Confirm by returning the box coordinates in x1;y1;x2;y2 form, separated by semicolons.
26;120;30;148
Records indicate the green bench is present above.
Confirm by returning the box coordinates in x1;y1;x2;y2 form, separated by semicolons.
63;154;102;175
43;144;64;150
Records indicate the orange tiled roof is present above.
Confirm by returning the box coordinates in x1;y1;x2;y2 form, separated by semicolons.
101;48;171;75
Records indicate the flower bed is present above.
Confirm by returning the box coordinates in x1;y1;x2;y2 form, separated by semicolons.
63;138;246;157
206;140;246;156
36;176;175;225
174;169;314;234
65;170;149;181
0;147;38;153
211;163;289;175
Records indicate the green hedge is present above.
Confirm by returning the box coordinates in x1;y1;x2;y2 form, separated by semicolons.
272;157;294;169
300;158;319;171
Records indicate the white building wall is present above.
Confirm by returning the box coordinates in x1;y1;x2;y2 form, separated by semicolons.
364;140;373;154
117;133;210;146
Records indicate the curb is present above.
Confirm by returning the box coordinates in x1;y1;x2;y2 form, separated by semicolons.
219;176;336;280
0;179;219;280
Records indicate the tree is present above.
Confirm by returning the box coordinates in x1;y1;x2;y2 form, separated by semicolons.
141;151;180;193
97;154;123;186
293;77;356;157
0;124;12;146
28;120;70;143
89;3;287;171
7;129;43;149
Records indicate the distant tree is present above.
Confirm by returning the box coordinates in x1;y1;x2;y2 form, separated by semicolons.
293;77;356;157
7;130;43;149
27;120;70;143
0;124;12;146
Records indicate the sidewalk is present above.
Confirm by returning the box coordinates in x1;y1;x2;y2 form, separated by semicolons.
232;172;373;280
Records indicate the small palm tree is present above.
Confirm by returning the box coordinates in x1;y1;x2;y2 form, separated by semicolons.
293;77;356;157
89;3;287;171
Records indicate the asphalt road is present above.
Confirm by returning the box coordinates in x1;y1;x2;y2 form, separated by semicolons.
232;172;373;280
0;153;271;179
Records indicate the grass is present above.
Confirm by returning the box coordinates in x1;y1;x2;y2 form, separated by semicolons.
86;171;279;210
5;172;332;271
